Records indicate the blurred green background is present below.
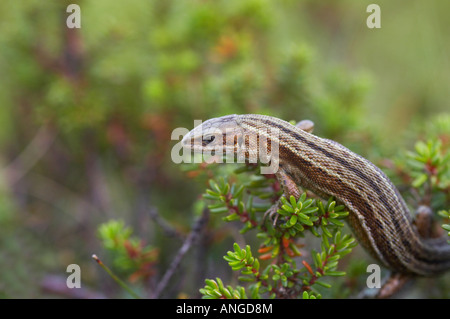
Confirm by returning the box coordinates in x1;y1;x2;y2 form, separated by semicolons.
0;0;448;298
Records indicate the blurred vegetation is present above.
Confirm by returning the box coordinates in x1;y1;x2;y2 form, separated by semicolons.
0;0;449;298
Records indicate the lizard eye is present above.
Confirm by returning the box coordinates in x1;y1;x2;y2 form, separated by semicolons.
202;135;215;146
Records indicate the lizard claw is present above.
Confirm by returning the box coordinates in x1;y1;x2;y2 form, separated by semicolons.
263;201;281;226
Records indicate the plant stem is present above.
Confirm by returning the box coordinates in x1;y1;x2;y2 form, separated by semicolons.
92;254;141;299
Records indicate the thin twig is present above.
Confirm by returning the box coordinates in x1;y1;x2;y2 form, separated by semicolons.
148;205;186;240
92;254;141;299
151;209;209;299
4;125;57;185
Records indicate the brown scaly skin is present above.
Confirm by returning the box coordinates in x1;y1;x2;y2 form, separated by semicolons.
182;114;450;297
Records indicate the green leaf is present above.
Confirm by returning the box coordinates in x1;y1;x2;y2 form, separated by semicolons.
415;141;428;155
329;219;344;227
202;194;218;200
334;231;341;244
321;225;332;237
205;279;218;289
245;245;253;259
233;185;245;198
209;206;229;214
298;212;309;220
206;189;220;197
222;287;232;299
281;204;294;213
324;270;346;276
289;215;298;225
412;173;428;188
328;201;336;212
302;198;313;208
239;276;256;282
208;202;226;209
290;195;297;207
314;280;332;288
302;207;319;215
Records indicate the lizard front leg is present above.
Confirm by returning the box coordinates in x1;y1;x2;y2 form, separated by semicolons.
264;167;301;224
263;119;312;224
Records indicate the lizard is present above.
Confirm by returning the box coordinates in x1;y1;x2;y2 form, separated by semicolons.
181;113;450;297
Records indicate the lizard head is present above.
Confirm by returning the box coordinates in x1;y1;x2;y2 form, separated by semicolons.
182;114;244;156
